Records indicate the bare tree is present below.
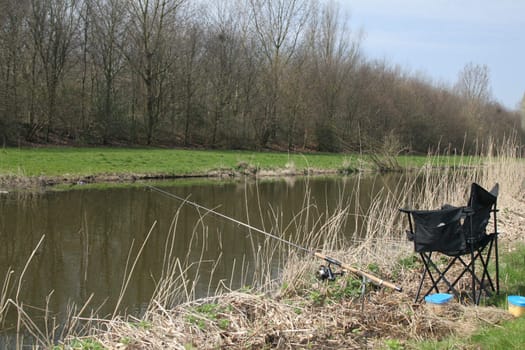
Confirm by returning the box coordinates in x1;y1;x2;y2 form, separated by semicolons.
307;0;361;151
455;62;492;131
519;92;525;133
179;20;205;146
202;0;244;146
0;0;30;141
124;0;185;144
456;62;491;102
248;0;310;146
87;0;127;142
29;0;79;141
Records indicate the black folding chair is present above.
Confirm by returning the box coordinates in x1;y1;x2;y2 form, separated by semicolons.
401;183;500;304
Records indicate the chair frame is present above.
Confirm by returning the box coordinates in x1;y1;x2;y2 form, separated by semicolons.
401;184;500;304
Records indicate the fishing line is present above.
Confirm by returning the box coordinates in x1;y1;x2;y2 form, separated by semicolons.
146;184;402;292
146;184;310;253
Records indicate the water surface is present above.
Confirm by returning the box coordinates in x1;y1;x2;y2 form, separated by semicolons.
0;174;402;338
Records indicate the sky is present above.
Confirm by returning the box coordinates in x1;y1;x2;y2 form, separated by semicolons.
340;0;525;110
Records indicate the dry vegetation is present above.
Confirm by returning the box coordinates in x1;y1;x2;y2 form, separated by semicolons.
91;291;514;349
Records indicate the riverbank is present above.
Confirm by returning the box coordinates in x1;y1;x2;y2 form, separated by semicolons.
0;147;473;190
69;216;525;349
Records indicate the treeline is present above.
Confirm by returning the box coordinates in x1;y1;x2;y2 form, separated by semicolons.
0;0;522;153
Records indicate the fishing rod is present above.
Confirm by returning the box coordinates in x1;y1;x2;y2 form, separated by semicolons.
146;185;402;292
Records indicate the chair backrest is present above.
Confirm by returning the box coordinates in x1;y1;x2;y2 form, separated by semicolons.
464;183;498;243
411;206;465;255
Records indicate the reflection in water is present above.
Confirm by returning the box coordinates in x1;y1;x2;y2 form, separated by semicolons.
0;174;402;336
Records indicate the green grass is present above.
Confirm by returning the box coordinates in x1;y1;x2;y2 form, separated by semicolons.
0;147;477;179
477;243;525;309
187;302;232;330
494;244;525;302
55;338;106;350
469;317;525;349
415;317;525;350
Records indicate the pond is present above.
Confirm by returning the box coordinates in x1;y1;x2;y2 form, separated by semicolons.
0;174;403;342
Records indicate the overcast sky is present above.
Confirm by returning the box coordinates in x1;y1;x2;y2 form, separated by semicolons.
340;0;524;110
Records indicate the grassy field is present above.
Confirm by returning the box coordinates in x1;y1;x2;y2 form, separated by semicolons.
0;147;475;180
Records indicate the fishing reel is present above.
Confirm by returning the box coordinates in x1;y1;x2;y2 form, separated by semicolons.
316;264;344;281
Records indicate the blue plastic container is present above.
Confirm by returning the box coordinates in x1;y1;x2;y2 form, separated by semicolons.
508;295;525;317
424;293;454;305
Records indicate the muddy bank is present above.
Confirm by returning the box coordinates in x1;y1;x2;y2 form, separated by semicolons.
0;167;343;191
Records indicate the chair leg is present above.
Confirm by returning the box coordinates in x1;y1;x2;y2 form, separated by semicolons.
464;238;499;303
440;256;468;296
417;253;441;302
415;266;427;303
470;245;477;304
477;240;496;294
493;208;500;295
449;250;496;304
495;234;500;294
418;253;459;301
